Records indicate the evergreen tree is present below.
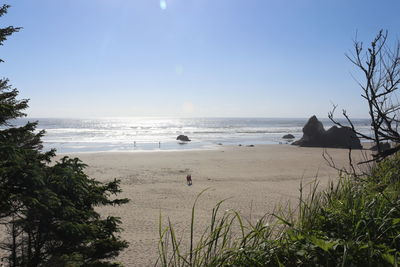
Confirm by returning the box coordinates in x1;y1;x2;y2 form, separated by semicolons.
0;5;129;266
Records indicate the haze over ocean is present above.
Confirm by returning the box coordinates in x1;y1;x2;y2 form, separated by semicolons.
11;117;371;153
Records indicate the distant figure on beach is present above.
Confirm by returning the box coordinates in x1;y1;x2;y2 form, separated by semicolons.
159;141;161;148
134;141;136;147
186;174;192;186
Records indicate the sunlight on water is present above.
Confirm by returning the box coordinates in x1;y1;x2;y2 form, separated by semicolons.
11;117;372;153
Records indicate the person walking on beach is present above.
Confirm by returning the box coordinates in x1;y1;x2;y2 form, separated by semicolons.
186;174;192;186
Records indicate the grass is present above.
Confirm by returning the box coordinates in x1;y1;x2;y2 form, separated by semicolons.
157;154;400;266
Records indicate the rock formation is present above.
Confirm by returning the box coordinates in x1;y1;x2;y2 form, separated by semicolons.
176;135;191;142
282;134;295;139
292;115;362;149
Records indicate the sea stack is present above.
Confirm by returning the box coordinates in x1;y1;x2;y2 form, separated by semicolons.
292;115;362;149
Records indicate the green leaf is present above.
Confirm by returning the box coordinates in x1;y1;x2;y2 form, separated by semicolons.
382;253;395;265
392;218;400;225
309;236;338;252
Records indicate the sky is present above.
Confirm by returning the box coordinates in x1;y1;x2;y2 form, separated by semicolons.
0;0;399;118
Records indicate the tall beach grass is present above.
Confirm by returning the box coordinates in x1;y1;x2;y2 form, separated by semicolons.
157;154;400;266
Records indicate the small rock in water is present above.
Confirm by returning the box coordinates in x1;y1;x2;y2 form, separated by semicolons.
176;135;191;142
282;134;295;139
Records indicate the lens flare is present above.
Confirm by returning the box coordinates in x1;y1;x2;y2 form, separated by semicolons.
160;0;167;10
175;65;184;75
182;102;194;114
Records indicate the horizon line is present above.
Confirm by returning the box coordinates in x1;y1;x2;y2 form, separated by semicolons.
21;116;371;120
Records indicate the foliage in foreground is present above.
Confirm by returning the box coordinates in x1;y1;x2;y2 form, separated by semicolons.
157;154;400;266
0;4;129;266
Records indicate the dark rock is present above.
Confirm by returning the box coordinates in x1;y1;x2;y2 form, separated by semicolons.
371;142;391;151
292;115;362;149
303;115;325;137
246;144;255;147
217;143;223;145
176;135;191;142
324;126;361;148
238;144;242;146
282;134;295;139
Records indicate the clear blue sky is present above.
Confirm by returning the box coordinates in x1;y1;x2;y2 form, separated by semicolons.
1;0;399;118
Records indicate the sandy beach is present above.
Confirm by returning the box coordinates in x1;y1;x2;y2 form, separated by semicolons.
57;144;369;266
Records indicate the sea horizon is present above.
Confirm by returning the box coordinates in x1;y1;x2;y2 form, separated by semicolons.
23;116;371;120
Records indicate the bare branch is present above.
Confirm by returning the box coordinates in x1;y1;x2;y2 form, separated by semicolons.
332;30;400;163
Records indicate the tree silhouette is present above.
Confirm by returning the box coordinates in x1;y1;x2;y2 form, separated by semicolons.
0;5;129;266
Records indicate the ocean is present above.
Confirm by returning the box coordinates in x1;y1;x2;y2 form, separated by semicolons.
11;117;371;153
